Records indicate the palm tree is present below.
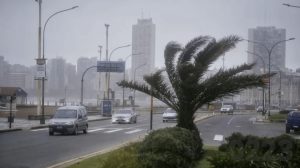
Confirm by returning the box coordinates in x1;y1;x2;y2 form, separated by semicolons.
118;35;269;132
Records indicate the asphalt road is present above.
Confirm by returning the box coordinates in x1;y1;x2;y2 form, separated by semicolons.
0;112;291;168
0;113;175;168
197;113;286;146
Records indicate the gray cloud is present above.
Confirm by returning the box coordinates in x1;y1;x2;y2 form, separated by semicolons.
0;0;299;69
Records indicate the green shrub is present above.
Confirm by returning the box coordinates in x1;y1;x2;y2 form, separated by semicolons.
209;148;281;168
138;127;203;168
212;133;300;168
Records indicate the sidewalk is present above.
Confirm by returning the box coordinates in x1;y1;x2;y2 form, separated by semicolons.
0;115;111;133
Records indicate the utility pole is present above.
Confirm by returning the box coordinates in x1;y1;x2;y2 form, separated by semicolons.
105;24;109;99
98;45;102;105
36;0;42;116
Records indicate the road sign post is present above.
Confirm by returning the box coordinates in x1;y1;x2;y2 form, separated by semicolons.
102;100;112;117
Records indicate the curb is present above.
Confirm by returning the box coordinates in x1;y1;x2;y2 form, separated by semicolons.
0;128;22;133
194;113;217;123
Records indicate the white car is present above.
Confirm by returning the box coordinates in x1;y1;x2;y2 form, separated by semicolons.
112;109;137;124
220;105;234;114
162;108;177;122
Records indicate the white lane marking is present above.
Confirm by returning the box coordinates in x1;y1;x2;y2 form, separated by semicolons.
213;134;224;141
125;129;144;134
235;125;241;128
104;129;123;133
31;128;48;132
227;117;235;125
88;128;106;133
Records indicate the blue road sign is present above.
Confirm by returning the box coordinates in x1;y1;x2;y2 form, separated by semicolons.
102;100;112;116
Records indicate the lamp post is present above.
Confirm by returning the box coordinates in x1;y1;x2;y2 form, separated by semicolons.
97;45;102;106
107;44;131;100
80;66;97;105
122;53;143;107
245;38;295;116
133;63;147;107
35;0;42;118
40;5;78;124
246;50;266;115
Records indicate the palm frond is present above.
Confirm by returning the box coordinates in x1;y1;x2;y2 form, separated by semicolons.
178;36;211;64
143;70;178;105
194;35;241;80
117;80;176;108
193;73;269;111
164;41;182;96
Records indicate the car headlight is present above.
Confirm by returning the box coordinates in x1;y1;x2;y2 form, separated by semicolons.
65;121;74;125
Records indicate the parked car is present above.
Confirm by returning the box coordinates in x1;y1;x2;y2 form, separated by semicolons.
162;108;177;122
220;105;234;114
286;111;300;133
48;106;88;136
112;108;137;124
256;106;264;113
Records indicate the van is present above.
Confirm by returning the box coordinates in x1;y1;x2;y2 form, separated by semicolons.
48;106;88;135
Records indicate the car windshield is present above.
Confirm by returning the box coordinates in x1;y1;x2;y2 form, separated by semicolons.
222;105;232;108
53;110;77;118
115;110;132;115
165;108;176;113
291;112;300;117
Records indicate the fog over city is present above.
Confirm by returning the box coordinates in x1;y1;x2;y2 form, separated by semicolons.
0;0;299;70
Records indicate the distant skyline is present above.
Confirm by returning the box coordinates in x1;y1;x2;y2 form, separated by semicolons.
0;0;299;70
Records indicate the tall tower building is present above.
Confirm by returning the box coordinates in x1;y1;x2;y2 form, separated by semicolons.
131;18;156;82
0;56;10;86
247;26;286;73
47;58;66;96
77;57;98;98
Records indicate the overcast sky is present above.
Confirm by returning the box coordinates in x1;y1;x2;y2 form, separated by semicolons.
0;0;299;70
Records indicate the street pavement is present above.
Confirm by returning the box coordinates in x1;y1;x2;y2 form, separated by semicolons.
0;111;215;168
197;113;290;146
2;110;294;168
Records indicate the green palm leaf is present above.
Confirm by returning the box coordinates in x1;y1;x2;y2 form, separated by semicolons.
117;35;270;132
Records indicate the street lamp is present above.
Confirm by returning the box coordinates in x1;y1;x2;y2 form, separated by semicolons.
246;50;266;115
133;63;147;107
40;5;78;124
107;44;131;100
122;53;143;107
245;37;295;116
80;66;97;105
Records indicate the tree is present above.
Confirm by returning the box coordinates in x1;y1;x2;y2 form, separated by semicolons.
118;35;269;132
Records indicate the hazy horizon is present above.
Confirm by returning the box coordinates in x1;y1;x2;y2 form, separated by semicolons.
1;0;299;70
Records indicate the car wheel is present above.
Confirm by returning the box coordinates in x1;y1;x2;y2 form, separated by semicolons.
49;131;54;136
286;127;291;133
73;126;78;135
134;118;137;123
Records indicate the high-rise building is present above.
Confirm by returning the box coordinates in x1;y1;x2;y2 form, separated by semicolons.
131;18;155;82
77;57;98;98
247;26;286;73
47;58;66;96
0;56;10;86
